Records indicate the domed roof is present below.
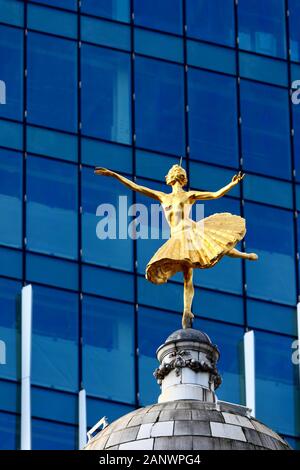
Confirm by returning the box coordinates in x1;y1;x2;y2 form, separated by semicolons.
84;400;290;451
164;328;212;346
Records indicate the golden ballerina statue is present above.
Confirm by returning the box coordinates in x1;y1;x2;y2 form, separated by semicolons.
95;163;258;329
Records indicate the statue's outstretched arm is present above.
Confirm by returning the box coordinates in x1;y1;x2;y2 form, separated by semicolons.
95;167;164;201
189;172;245;201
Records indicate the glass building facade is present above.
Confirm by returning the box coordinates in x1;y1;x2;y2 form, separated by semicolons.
0;0;300;450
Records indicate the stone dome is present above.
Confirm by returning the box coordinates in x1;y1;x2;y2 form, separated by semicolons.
84;399;290;450
84;328;292;451
163;328;212;346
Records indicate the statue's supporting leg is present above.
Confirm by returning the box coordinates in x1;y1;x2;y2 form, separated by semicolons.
182;267;195;329
227;248;258;261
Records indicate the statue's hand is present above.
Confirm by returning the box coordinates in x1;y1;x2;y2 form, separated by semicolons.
231;171;245;185
94;167;114;176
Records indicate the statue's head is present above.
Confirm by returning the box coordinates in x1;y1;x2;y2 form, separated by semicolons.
165;164;188;187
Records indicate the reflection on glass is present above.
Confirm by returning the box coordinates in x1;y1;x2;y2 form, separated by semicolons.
27;156;78;260
186;0;235;46
0;149;22;248
238;0;286;58
245;202;296;305
81;44;131;144
135;57;185;155
83;296;135;404
31;285;79;392
134;0;182;34
240;80;291;179
188;68;238;167
256;331;300;437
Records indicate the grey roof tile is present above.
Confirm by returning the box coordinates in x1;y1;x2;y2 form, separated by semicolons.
119;439;154;450
174;420;211;436
154;436;193;450
141;410;161;424
159;409;192;421
192;409;224;422
137;423;153;440
210;422;246;442
151;421;174;437
243;428;264;447
222;412;255;429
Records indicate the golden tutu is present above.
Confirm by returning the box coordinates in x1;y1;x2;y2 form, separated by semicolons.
146;212;246;284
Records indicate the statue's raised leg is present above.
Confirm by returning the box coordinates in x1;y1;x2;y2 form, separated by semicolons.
227;248;258;260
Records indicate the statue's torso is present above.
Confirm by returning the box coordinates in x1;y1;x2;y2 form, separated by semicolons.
161;192;194;231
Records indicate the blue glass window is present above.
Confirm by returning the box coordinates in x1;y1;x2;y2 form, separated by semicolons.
187;40;236;75
238;0;287;58
0;247;22;280
248;299;297;337
0;412;19;450
0;120;22;151
82;296;135;404
0;0;24;27
239;52;288;86
138;275;182;312
134;29;184;63
26;253;78;291
240;81;291;179
32;387;77;425
81;0;130;23
31;0;77;10
82;264;134;302
135;57;185;155
255;331;300;437
81;138;132;173
81;16;130;51
31;285;79;392
0;380;20;414
289;0;300;62
195;290;244;325
27;33;77;132
194;256;243;296
27;126;78;163
0;149;22;248
28;4;77;39
136;150;178;182
134;0;182;35
186;0;235;46
32;419;77;450
0;278;21;381
243;174;293;209
294;104;300;182
189;161;240;198
188;69;238;167
244;202;296;305
26;156;78;260
201;319;244;404
81;45;131;144
81;166;134;271
138;307;181;405
0;25;23;120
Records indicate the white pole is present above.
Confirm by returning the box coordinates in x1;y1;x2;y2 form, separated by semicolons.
244;329;255;417
79;389;87;449
21;285;33;450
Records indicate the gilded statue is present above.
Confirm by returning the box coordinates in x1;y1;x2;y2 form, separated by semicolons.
95;164;258;329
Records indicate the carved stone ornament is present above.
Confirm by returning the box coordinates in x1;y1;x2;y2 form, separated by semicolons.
153;349;222;389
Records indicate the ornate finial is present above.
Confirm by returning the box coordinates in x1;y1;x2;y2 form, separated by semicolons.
153;328;221;403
